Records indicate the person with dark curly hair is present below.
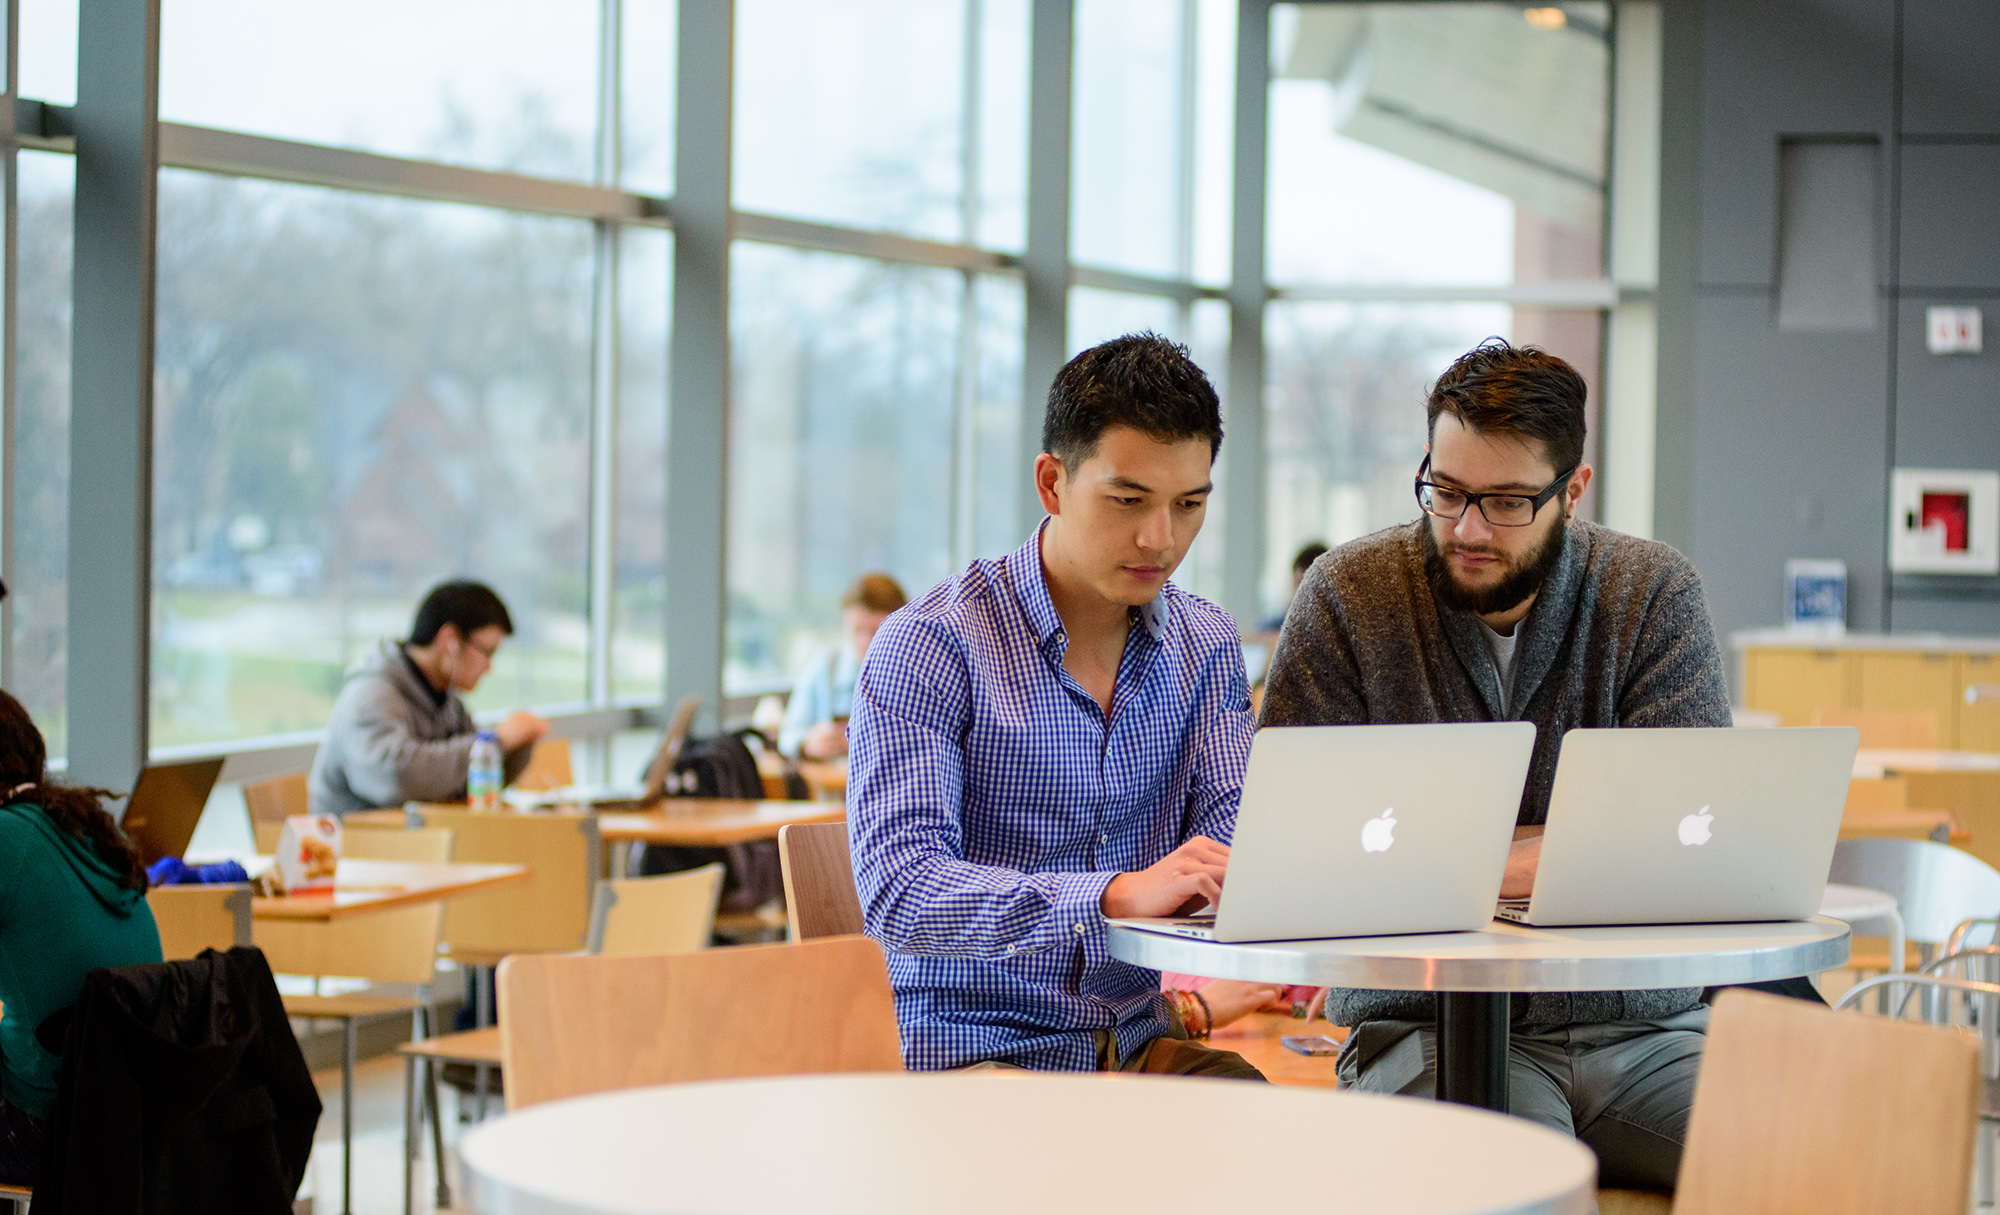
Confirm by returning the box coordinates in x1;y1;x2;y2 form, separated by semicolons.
0;689;162;1184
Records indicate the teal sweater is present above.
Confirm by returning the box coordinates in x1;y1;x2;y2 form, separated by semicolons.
0;802;161;1117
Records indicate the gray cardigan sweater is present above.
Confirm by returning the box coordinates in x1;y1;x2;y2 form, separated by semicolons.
1260;518;1733;1028
308;639;531;816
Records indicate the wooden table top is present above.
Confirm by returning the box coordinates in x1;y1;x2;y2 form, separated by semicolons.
251;858;529;922
596;800;845;847
343;808;413;829
1854;748;2000;777
1839;806;1965;844
346;800;845;847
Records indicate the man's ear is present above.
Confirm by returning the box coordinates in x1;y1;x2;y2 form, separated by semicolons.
1565;464;1594;511
1034;452;1066;516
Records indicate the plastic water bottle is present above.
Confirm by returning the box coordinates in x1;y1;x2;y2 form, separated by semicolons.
468;730;503;813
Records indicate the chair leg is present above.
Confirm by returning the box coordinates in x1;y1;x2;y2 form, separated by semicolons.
402;1053;416;1215
474;966;493;1121
427;1060;452;1208
417;1004;452;1207
342;1018;356;1215
1979;1119;1996;1208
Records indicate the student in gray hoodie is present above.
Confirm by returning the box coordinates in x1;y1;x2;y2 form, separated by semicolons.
309;581;545;816
1261;339;1732;1191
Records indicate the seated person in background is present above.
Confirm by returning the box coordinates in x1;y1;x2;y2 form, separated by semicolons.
1260;339;1730;1189
0;689;163;1184
850;332;1261;1078
1255;540;1328;633
310;580;547;816
778;573;908;760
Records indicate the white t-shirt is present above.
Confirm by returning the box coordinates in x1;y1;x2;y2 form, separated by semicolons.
1481;620;1519;717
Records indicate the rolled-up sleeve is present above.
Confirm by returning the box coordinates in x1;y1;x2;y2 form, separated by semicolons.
848;614;1120;960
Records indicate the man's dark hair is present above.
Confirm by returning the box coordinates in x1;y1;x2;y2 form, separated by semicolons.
1425;338;1587;474
1042;332;1223;472
1291;542;1329;577
409;581;514;646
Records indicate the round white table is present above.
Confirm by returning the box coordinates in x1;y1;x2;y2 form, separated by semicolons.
1108;916;1851;1113
458;1073;1599;1215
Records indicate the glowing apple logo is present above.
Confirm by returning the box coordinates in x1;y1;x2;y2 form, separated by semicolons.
1678;806;1715;847
1361;808;1398;853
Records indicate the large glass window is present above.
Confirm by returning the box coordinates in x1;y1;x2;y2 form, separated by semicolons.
621;0;680;195
733;0;970;241
14;152;76;757
158;0;603;182
148;173;596;748
726;244;963;692
19;0;79;105
614;228;672;700
0;0;1641;768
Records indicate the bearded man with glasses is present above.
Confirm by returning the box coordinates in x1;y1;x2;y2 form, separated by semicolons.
1259;338;1733;1191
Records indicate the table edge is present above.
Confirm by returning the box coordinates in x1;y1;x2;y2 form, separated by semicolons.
1106;918;1852;992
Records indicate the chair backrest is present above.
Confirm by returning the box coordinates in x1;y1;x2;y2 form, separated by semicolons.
1829;837;2000;942
147;884;251;959
512;739;574;792
1843;775;1908;812
1673;989;1978;1215
779;821;865;940
343;826;453;863
496;935;902;1110
587;864;724;955
410;807;600;959
243;772;309;853
1812;708;1940;750
253;832;453;985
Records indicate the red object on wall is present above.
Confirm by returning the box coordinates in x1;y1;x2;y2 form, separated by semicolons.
1922;492;1972;551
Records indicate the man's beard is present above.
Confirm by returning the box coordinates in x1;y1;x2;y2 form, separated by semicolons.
1421;510;1569;617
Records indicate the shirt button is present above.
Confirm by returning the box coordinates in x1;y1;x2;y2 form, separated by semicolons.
1099;833;1108;844
1073;922;1088;935
1006;944;1018;954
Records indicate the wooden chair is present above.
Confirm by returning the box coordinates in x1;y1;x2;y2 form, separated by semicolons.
257;827;453;1215
496;935;902;1111
1674;989;1979;1214
586;863;724;955
146;883;251;959
243;771;309;853
1813;708;1941;750
405;807;601;967
511;738;574;792
402;808;602;1134
778;821;864;940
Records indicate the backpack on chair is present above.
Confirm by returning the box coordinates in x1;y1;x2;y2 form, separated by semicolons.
640;728;786;915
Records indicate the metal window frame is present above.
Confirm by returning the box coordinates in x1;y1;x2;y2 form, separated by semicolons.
0;0;1629;777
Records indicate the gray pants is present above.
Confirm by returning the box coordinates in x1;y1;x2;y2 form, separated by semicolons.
1336;1005;1710;1191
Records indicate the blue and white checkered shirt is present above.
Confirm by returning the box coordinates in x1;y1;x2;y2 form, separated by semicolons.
848;523;1255;1070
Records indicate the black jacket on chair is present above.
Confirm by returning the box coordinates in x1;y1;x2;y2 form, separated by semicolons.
33;945;321;1214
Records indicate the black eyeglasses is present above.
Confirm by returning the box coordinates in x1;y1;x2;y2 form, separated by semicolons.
1414;456;1576;527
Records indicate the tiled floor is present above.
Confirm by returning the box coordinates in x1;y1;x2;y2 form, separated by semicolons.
299;1051;490;1215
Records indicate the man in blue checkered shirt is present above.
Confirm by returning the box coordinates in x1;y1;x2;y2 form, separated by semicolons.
848;333;1264;1077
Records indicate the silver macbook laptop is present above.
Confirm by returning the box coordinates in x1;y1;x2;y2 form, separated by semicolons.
505;696;700;810
1110;722;1535;943
1496;726;1858;927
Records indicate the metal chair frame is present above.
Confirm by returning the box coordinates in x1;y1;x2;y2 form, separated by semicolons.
1836;970;2000;1204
